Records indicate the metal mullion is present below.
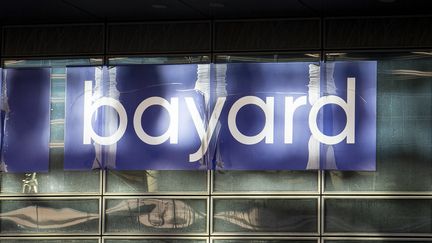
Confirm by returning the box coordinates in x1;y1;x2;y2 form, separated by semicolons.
101;169;106;239
101;191;106;238
208;169;212;242
320;170;324;241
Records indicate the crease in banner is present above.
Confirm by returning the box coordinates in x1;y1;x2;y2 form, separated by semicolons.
1;68;51;172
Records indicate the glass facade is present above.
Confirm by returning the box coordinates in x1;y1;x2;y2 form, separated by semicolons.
0;51;431;242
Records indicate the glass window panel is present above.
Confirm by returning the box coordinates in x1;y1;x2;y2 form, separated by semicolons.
324;240;432;243
104;239;206;243
213;239;317;243
213;171;317;193
324;198;432;234
3;59;103;68
50;66;65;144
212;53;320;193
215;53;320;63
50;124;64;144
51;80;65;99
105;55;211;194
108;56;210;65
0;148;100;194
324;52;432;193
104;197;208;234
0;198;100;235
0;239;98;243
212;198;318;233
105;170;207;193
0;59;101;195
50;102;65;121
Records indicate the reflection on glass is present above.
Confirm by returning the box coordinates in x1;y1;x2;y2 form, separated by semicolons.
104;239;206;243
0;207;98;229
325;240;432;243
105;198;207;233
3;59;103;68
22;173;39;193
0;148;100;194
108;56;210;65
1;61;101;195
0;199;100;234
325;198;432;233
215;54;320;63
106;170;207;193
213;240;317;243
213;199;317;233
325;53;432;192
213;171;317;192
0;240;98;243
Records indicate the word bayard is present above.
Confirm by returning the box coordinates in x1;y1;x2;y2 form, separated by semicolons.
62;62;376;172
83;77;356;162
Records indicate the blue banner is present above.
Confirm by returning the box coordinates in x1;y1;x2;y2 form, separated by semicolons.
0;68;3;171
211;62;376;170
1;61;377;172
64;64;208;170
112;65;207;170
320;62;376;170
64;67;103;170
211;63;314;170
1;68;51;172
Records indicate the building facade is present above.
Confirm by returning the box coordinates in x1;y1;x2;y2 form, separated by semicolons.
0;15;432;243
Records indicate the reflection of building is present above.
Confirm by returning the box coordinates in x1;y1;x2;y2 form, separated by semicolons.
0;1;432;242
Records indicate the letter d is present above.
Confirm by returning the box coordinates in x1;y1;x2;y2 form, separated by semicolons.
309;77;355;145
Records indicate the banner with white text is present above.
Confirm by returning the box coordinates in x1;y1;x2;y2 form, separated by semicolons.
1;62;376;172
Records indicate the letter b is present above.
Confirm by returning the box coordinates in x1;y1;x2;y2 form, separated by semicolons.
83;81;128;145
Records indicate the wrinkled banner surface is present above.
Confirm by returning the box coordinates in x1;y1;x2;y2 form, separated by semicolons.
1;62;376;172
1;68;51;172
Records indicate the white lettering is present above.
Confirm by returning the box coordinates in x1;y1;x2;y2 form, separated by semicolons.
133;97;179;145
308;77;355;145
186;97;226;162
83;81;128;145
82;79;358;148
228;96;274;145
284;96;307;144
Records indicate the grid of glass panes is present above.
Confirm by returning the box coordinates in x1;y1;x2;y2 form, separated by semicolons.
0;51;431;243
